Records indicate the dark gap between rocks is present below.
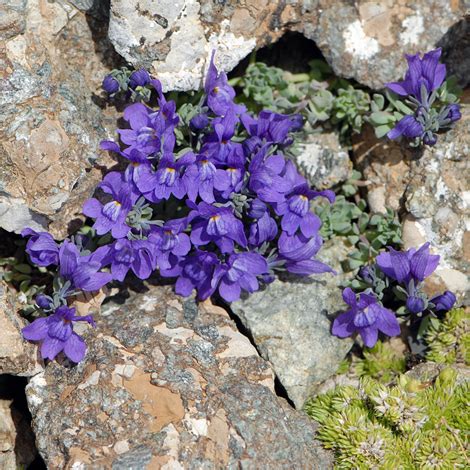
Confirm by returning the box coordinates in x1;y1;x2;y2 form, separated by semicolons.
230;31;325;77
0;375;46;470
215;298;297;409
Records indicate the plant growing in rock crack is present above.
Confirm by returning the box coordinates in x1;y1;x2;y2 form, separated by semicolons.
19;52;337;363
314;171;402;272
369;48;461;145
232;58;372;139
304;367;470;469
0;235;53;317
332;243;457;350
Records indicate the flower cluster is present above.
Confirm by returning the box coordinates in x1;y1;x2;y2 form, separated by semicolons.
332;243;456;348
102;67;153;101
21;53;334;362
386;48;461;145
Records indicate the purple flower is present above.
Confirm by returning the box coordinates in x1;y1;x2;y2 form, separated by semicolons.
387;115;424;141
376;243;440;285
406;296;425;314
204;51;244;116
184;155;230;203
201;109;241;165
173;250;220;300
150;218;191;271
248;199;278;247
277;184;334;237
332;288;400;347
278;231;333;275
21;228;59;267
444;103;461;123
241;110;302;145
212;252;268;302
22;306;94;363
190;113;209;131
248;150;292;203
117;103;161;156
103;238;158;281
215;152;246;198
189;202;247;253
129;69;150;89
35;294;52;310
137;153;194;202
83;172;138;239
431;291;456;312
386;49;446;100
59;241;112;292
102;74;119;94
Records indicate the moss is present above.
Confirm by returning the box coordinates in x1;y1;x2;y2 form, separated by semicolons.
426;308;469;365
304;368;470;469
354;341;406;383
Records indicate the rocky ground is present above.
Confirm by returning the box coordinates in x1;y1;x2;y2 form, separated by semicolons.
0;1;468;468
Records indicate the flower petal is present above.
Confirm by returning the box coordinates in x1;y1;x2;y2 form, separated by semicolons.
63;333;87;363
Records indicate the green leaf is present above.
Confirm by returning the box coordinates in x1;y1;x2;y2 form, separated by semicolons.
374;124;392;139
14;263;32;274
20;280;31;293
369;111;394;126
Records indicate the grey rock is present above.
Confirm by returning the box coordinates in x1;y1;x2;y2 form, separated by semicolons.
307;0;465;90
231;238;354;408
295;130;352;190
26;286;333;469
107;0;467;92
0;0;119;237
402;104;470;304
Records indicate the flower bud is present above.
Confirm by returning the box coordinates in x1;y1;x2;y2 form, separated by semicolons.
129;69;150;88
189;113;209;131
102;75;119;94
406;295;425;313
430;291;456;311
36;294;51;310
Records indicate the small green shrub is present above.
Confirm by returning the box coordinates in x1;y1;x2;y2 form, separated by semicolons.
305;368;470;469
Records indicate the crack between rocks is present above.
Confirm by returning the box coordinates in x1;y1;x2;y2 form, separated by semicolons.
213;298;297;409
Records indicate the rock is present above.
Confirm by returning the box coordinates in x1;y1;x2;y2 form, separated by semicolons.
309;0;466;90
352;124;414;214
353;99;469;304
231;237;354;409
295;130;352;190
0;0;118;238
107;0;466;92
405;361;470;387
402;100;470;304
0;282;43;376
0;398;37;469
26;285;333;469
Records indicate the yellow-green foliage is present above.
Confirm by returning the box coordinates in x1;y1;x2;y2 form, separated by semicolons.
426;308;469;365
354;341;406;383
304;368;470;469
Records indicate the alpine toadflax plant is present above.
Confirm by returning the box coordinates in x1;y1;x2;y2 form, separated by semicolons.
332;243;456;348
21;53;335;363
385;48;461;145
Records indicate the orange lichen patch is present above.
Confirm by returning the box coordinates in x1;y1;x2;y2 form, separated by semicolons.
124;370;185;432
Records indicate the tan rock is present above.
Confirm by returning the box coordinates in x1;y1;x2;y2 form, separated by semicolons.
0;283;43;376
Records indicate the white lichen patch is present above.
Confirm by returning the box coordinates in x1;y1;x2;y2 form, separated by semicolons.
400;14;424;45
343;20;380;60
